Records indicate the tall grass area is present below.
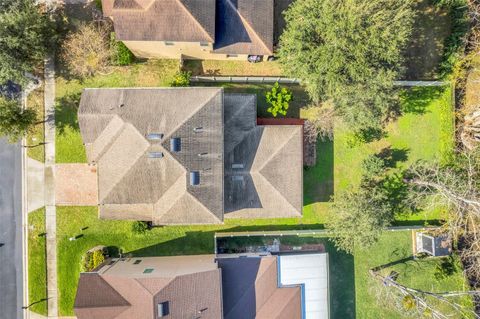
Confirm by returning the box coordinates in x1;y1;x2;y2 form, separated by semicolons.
28;208;47;315
26;84;45;162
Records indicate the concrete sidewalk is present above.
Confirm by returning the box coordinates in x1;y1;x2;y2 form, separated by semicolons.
43;56;58;318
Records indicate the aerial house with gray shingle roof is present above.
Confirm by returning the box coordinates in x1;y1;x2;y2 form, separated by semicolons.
101;0;274;60
78;87;302;225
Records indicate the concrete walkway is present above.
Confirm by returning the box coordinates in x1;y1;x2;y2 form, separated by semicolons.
27;158;45;213
43;56;58;318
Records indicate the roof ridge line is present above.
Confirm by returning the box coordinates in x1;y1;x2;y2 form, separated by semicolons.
254;127;297;173
134;277;174;296
89;114;124;162
99;123;151;205
225;0;272;54
153;173;187;222
252;171;298;214
185;192;224;222
175;0;214;42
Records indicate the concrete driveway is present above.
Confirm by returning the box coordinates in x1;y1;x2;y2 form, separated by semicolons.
0;138;23;319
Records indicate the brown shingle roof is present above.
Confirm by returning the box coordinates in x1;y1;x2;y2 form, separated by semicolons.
109;0;216;42
213;0;274;55
218;256;302;319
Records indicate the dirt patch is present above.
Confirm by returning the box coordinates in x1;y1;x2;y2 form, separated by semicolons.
55;164;98;205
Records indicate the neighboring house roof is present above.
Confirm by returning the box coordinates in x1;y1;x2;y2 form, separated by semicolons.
102;0;273;55
105;0;216;42
78;88;302;224
78;88;224;225
217;256;302;319
74;255;223;319
213;0;274;55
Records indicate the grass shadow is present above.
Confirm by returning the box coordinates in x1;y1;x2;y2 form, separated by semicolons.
304;139;334;204
400;86;445;115
55;91;81;135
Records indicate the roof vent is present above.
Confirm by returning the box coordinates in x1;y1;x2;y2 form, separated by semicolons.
170;138;181;152
193;127;204;133
148;152;164;158
190;171;200;186
198;152;208;157
146;133;163;140
119;103;125;108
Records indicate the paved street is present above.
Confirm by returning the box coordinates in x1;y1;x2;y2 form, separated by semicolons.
0;138;23;319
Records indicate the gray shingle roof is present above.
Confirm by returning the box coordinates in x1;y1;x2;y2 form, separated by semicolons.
78;88;224;225
78;88;302;224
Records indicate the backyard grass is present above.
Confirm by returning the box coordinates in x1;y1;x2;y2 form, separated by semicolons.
54;210;473;317
55;59;180;163
355;231;473;319
334;85;454;222
26;84;45;162
403;0;452;80
28;208;47;316
183;60;282;76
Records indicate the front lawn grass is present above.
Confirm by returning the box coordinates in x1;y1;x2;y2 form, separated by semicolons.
55;59;180;163
26;84;45;162
28;208;47;316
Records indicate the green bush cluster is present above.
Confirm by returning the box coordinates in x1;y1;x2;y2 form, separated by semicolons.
265;82;292;117
170;71;192;87
110;33;135;66
131;221;149;234
81;249;105;272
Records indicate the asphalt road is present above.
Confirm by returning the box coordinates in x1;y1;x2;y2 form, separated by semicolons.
0;138;23;319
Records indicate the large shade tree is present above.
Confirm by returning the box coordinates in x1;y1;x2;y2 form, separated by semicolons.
0;0;54;85
278;0;415;132
0;96;36;142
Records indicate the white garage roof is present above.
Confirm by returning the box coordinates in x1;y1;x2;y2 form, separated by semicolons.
279;253;329;319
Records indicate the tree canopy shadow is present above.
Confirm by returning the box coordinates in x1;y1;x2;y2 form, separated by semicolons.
53;91;82;135
376;146;410;169
400;86;445;115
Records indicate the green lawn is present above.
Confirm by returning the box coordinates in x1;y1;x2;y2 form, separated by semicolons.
355;231;473;319
54;210;473;317
55;59;180;163
28;208;47;316
56;206;329;315
26;84;45;162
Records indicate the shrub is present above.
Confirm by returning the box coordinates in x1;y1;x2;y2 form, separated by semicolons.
61;23;112;78
81;249;105;272
0;96;37;143
265;82;292;117
434;256;457;280
170;71;192;87
362;155;387;178
132;221;149;234
110;33;135;66
94;0;102;10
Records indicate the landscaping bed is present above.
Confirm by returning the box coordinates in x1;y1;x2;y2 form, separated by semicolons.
26;83;45;162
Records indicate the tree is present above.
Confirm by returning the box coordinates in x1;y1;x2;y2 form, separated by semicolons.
0;96;36;142
0;0;54;85
278;0;415;132
328;186;395;253
61;23;112;78
405;149;480;282
265;82;292;117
